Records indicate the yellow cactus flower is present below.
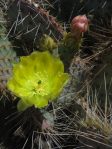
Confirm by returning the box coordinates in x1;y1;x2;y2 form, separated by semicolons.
7;51;69;111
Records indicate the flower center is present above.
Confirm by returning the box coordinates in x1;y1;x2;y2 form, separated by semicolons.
34;72;50;96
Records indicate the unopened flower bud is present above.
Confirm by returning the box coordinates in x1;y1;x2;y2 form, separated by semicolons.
71;15;89;38
39;34;57;52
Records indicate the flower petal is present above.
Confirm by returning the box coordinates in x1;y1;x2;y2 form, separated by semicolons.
17;100;32;111
25;95;49;108
50;73;69;99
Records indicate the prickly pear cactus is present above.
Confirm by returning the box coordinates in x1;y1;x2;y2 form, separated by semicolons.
91;41;112;103
6;0;64;52
0;8;17;91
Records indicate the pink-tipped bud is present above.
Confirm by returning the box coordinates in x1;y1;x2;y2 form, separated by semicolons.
42;119;53;131
71;15;89;37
